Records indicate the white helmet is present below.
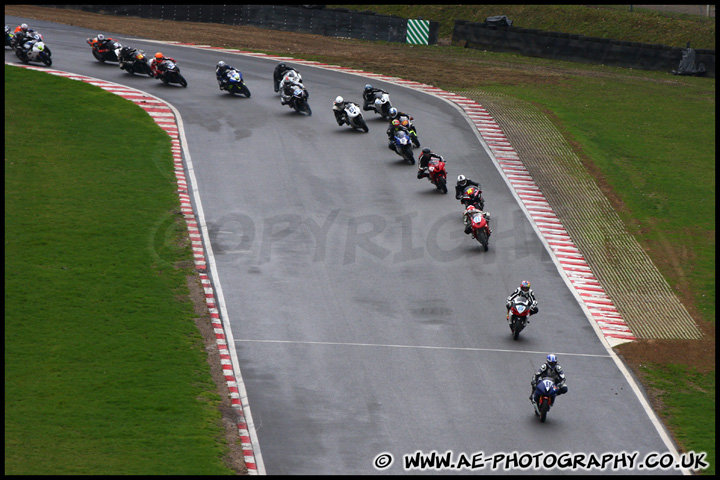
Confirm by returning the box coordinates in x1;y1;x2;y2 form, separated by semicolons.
334;96;343;104
286;70;297;79
457;174;466;184
217;61;226;69
97;34;105;41
466;205;477;213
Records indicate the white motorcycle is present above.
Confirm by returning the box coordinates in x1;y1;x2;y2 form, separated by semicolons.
343;102;369;132
372;92;393;119
16;37;52;66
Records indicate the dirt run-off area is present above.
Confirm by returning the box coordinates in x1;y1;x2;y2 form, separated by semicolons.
6;5;715;474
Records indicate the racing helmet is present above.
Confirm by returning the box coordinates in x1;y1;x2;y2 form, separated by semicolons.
466;205;477;214
392;119;400;127
521;280;531;293
422;148;431;154
334;96;343;104
364;84;373;92
278;62;286;70
388;107;398;117
21;23;28;31
286;70;297;79
155;52;164;60
97;34;105;41
457;174;467;185
217;61;226;69
546;354;557;369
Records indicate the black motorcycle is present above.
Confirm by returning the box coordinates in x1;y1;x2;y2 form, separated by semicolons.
288;85;311;115
87;38;122;63
459;184;485;210
156;60;188;87
118;47;153;76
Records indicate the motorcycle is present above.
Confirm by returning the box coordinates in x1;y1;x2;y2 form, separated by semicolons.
342;102;368;132
288;85;312;115
372;92;393;119
5;25;14;48
426;158;448;193
15;38;52;67
507;295;537;340
392;129;415;164
398;114;420;148
87;37;122;63
276;69;302;94
467;210;490;251
220;70;251;97
156;60;188;87
118;47;153;76
459;184;485;210
532;377;559;423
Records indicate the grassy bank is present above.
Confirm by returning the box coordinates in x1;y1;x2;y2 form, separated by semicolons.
4;66;235;475
335;4;716;49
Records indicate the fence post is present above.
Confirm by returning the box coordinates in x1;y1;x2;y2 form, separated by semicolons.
407;18;430;45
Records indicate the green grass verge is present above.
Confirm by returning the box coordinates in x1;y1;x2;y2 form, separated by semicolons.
640;364;716;475
477;70;716;323
4;65;234;475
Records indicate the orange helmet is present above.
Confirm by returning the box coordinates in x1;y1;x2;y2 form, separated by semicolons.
155;52;164;60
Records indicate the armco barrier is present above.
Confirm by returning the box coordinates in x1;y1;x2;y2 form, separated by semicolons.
45;5;439;45
453;20;715;77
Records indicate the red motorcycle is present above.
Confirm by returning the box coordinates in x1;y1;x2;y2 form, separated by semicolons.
507;295;537;340
426;158;448;194
460;184;485;210
468;210;490;251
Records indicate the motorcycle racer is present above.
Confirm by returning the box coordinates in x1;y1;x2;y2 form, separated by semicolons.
386;119;409;150
215;60;240;90
280;71;304;105
150;52;176;78
362;84;388;112
463;205;492;236
417;147;444;179
455;174;481;200
530;354;568;405
332;96;351;125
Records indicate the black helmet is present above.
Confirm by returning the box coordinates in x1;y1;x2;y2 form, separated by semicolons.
364;84;373;92
422;148;431;154
278;63;286;69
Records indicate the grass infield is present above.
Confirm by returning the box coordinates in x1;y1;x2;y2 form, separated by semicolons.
5;65;235;475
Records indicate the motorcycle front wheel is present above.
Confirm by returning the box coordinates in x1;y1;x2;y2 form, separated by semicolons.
540;400;550;423
437;177;447;194
513;317;521;340
477;230;489;251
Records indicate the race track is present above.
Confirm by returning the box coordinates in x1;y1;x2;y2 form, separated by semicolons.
5;15;687;475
